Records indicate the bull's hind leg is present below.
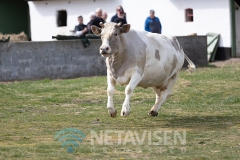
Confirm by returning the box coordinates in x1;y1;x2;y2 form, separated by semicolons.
149;73;178;117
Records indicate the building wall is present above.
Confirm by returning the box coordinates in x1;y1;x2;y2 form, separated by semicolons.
28;0;122;41
28;0;231;48
122;0;231;48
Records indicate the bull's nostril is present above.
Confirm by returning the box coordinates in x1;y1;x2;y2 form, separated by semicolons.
100;48;103;50
106;47;109;51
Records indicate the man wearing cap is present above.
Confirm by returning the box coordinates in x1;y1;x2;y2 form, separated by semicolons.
144;10;162;34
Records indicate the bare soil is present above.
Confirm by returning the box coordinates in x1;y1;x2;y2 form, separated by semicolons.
210;58;240;67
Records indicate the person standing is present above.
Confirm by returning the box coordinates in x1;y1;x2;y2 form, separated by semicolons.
74;16;88;36
102;12;108;23
144;10;162;34
88;12;96;22
87;12;96;33
88;8;104;33
111;6;127;22
114;8;127;26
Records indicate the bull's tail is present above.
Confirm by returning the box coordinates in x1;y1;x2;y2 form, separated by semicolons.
184;54;196;73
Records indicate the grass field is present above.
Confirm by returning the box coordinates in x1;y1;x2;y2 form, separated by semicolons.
0;61;240;160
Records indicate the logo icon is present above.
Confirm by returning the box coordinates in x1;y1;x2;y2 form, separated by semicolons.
54;128;86;153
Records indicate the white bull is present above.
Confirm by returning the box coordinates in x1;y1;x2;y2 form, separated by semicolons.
91;22;195;117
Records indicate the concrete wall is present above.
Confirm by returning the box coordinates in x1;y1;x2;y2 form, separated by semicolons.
235;2;240;57
0;40;106;81
177;36;208;67
0;36;207;82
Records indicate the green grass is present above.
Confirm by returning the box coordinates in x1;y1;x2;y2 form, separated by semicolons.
0;62;240;160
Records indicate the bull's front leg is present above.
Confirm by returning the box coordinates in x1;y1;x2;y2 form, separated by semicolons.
121;72;143;116
107;70;117;118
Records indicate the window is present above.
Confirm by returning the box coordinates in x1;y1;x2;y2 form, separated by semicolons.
57;10;67;27
185;8;193;22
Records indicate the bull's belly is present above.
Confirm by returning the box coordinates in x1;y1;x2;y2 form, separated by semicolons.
138;59;180;88
114;66;173;87
137;52;184;88
113;58;183;87
114;66;167;87
137;67;170;88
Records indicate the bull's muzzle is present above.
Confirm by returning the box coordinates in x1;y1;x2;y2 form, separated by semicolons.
100;45;111;55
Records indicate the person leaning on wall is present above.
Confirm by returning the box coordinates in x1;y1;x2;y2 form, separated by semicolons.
88;8;105;34
114;8;127;26
111;5;127;22
87;12;96;33
71;15;88;36
102;11;108;23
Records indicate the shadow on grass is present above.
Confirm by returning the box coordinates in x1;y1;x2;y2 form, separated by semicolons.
198;64;218;68
180;64;217;70
163;115;240;130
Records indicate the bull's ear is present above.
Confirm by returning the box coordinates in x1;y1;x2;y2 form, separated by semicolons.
121;24;131;33
91;25;102;36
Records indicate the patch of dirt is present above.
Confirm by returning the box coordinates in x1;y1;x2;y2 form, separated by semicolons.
0;82;12;85
179;80;192;87
71;99;104;104
210;58;240;67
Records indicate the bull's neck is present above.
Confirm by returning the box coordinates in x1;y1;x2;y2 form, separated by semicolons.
108;36;125;68
107;51;126;79
108;51;124;69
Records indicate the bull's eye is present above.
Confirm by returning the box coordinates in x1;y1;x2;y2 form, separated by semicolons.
114;33;117;36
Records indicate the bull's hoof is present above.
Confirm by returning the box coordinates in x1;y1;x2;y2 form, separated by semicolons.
148;110;158;117
121;111;130;116
108;108;117;118
110;111;117;118
121;109;130;117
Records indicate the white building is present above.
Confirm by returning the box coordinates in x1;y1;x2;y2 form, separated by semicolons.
27;0;240;57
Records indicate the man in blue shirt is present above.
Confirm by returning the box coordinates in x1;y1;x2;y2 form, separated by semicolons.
145;10;162;34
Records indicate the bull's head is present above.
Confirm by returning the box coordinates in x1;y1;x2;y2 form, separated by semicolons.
91;22;130;57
